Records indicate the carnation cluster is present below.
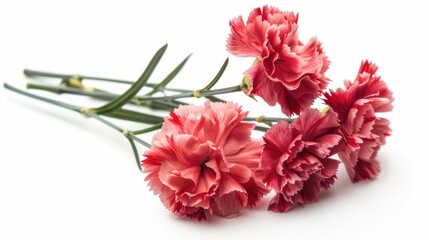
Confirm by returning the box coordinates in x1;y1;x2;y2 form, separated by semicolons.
142;6;393;219
5;5;393;221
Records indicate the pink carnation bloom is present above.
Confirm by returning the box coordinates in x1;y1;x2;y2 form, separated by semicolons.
227;5;330;116
142;101;268;220
324;60;393;182
260;109;342;212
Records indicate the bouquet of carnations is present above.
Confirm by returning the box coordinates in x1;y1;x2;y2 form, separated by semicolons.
4;6;393;220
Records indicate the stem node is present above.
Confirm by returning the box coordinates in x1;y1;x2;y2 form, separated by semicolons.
193;90;202;98
80;108;93;118
256;116;265;123
123;129;130;137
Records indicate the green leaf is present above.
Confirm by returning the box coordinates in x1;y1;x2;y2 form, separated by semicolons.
93;44;168;114
102;109;164;124
201;58;228;91
145;54;192;96
131;123;163;135
138;100;181;111
253;125;270;132
126;137;142;171
204;95;226;103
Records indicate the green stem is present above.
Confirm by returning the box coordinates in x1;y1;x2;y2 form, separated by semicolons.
245;117;295;123
24;69;242;97
27;83;116;98
145;85;189;93
204;95;227;103
24;68;190;93
85;111;149;171
5;83;81;112
135;85;241;101
253;125;270;132
27;82;237;105
126;136;142;171
102;109;164;124
4;83;151;160
5;83;150;144
144;100;183;109
24;69;134;84
85;112;150;148
131;123;163;135
27;83;184;111
246;117;296;131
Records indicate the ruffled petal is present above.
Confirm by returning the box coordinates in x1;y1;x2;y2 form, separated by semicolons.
241;176;269;208
213;173;248;217
268;193;294;213
227;16;264;57
352;158;381;183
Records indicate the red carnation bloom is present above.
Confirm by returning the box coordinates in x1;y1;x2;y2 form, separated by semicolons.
324;60;393;182
142;101;268;220
260;109;342;212
227;5;330;116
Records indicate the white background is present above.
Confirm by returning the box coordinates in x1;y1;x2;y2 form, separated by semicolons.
1;0;428;239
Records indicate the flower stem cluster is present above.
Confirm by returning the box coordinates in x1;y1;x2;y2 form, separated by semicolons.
4;5;393;221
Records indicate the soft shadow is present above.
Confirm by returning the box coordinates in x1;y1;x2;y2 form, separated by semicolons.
173;212;226;226
171;201;264;226
318;169;379;203
253;192;273;211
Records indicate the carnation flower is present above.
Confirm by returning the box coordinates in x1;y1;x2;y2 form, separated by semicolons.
142;101;268;220
259;109;342;212
227;5;330;116
4;5;395;222
324;60;393;182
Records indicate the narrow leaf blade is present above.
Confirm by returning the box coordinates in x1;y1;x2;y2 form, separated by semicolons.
146;54;192;96
126;137;142;171
94;44;168;114
102;109;164;124
201;58;228;91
